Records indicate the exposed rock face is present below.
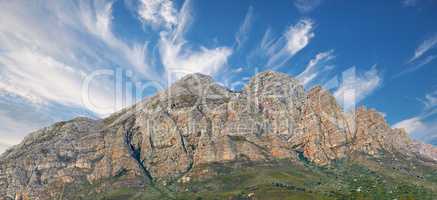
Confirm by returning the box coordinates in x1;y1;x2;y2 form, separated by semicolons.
0;71;435;199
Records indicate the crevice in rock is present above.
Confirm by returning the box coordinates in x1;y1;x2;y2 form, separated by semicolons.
124;126;153;183
163;110;194;175
195;105;213;137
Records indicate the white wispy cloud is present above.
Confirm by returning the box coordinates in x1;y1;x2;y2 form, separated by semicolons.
424;122;437;142
410;34;437;63
393;90;437;143
402;0;418;7
285;19;315;55
422;90;437;110
138;0;233;77
159;39;233;76
0;0;159;115
0;93;97;153
235;6;254;50
260;28;275;51
0;50;93;107
395;54;437;77
0;0;163;151
293;0;322;13
392;113;437;145
265;19;315;68
233;67;244;73
138;0;178;29
0;109;43;146
334;65;382;110
79;1;156;78
417;54;437;67
393;116;427;134
395;34;437;77
296;50;335;86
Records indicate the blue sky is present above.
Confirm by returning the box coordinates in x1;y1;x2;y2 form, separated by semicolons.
0;0;437;152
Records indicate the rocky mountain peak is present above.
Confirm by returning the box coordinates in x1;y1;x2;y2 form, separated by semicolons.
244;71;302;96
174;73;215;87
248;71;296;83
0;71;436;200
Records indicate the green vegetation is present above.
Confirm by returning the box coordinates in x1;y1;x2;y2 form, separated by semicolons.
67;159;437;200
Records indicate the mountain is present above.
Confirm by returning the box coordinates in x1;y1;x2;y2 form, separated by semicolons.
1;71;436;200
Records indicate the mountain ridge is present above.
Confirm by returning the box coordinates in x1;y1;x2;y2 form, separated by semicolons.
1;71;436;200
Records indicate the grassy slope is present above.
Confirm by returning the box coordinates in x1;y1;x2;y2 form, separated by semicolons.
68;157;437;200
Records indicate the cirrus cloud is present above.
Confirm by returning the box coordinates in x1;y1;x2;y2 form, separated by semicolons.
393;116;427;133
409;34;437;63
138;0;233;77
334;65;382;111
293;0;322;13
296;49;335;87
262;19;315;69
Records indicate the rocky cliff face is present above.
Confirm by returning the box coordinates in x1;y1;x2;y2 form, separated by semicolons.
0;71;436;200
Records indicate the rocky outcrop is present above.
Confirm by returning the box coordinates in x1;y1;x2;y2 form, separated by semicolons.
0;71;435;199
